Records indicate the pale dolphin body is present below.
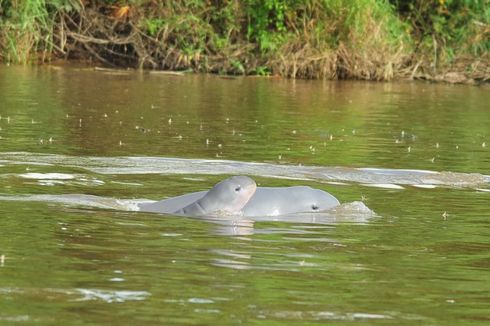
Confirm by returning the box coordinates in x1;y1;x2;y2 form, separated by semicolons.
138;181;340;217
139;176;257;216
242;186;339;216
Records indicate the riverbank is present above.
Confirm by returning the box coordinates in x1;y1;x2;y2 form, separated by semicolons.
0;1;488;84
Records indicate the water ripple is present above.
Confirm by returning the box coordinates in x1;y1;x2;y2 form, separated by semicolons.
1;152;487;189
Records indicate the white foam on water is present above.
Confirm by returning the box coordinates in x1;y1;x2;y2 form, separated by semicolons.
19;173;75;180
162;233;183;237
0;315;30;322
78;177;105;185
412;184;438;189
75;289;150;303
181;177;207;181
264;309;393;321
0;286;150;304
359;167;437;174
212;259;251;270
0;287;24;294
110;181;143;186
119;199;152;211
0;194;133;211
188;298;214;304
38;180;67;186
325;181;349;185
14;172;105;187
361;183;405;189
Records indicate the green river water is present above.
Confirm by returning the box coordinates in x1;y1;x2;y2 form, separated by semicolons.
0;66;489;325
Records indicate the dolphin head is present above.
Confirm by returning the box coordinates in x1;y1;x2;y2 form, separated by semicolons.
199;176;257;215
289;186;340;213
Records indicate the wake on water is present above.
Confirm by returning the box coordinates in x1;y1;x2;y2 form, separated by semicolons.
1;152;488;188
0;152;488;225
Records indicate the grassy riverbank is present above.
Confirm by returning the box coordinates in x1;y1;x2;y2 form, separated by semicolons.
0;0;488;82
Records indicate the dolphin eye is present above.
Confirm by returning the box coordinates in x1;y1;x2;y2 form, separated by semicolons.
235;186;241;192
311;204;319;211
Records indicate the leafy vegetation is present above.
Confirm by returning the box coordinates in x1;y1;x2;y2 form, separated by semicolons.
391;0;489;74
0;0;488;82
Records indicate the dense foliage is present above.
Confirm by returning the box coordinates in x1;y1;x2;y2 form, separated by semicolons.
0;0;488;81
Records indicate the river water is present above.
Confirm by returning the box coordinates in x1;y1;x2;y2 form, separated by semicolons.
0;66;489;325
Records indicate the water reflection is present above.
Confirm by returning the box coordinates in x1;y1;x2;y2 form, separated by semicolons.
1;66;488;173
1;66;489;325
0;191;374;236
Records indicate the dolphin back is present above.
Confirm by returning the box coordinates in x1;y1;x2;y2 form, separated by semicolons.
138;191;207;214
138;186;340;217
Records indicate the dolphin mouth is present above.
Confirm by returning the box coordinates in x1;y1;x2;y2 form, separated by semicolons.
235;183;257;210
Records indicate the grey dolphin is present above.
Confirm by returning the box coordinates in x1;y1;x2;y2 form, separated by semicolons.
139;176;257;216
138;180;339;217
242;186;339;216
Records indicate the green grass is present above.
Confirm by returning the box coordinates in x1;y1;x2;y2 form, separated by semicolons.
0;0;487;80
391;0;490;72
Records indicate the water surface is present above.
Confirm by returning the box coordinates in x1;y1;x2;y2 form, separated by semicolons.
0;66;489;325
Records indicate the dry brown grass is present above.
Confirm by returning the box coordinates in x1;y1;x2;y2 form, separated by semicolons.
269;3;412;80
3;0;486;83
